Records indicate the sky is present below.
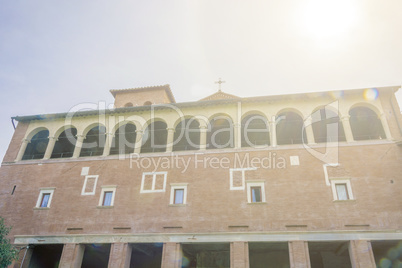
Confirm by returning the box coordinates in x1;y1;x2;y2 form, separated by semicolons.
0;0;401;161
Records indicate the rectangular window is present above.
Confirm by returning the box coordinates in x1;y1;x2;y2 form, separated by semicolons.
141;172;167;193
35;188;55;208
98;186;117;207
81;175;98;195
330;178;354;201
246;181;266;203
230;168;256;190
170;183;188;205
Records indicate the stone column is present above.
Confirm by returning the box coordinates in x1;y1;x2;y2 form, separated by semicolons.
348;240;376;268
108;243;132;268
15;139;30;161
230;242;249;268
166;128;175;153
72;135;85;158
379;113;393;141
199;126;208;150
134;130;143;154
102;133;114;156
341;116;355;143
304;118;316;145
161;242;182;268
43;137;57;160
234;123;241;149
288;241;311;268
270;119;277;147
59;243;84;268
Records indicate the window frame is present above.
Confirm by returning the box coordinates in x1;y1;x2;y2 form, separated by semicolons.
140;172;167;193
35;188;55;208
230;168;256;190
330;178;354;201
246;181;266;203
98;186;117;207
81;175;98;196
169;183;188;205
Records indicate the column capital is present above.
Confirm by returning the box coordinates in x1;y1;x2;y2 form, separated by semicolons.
22;138;31;143
166;128;175;132
48;136;58;141
135;130;143;134
341;115;351;121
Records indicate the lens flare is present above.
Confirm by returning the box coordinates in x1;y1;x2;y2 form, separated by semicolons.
363;88;378;101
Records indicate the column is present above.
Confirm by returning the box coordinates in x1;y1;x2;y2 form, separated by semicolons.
108;243;132;268
166;128;175;153
72;135;85;158
199;126;207;150
341;116;354;143
59;244;85;268
270;119;277;147
304;118;316;145
379;113;393;141
15;139;30;161
102;133;114;156
134;130;143;154
161;242;182;268
234;123;241;149
230;242;249;268
43;137;57;160
348;240;376;268
288;241;311;268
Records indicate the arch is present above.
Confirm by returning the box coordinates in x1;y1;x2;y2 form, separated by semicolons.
241;113;270;147
124;102;133;107
25;127;49;141
110;123;137;155
143;101;152;106
276;111;306;145
311;108;346;143
22;129;49;160
349;106;386;140
140;120;167;153
80;124;107;157
173;118;200;151
207;114;234;149
51;127;77;158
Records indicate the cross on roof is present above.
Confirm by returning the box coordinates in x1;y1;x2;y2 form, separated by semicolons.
215;78;225;92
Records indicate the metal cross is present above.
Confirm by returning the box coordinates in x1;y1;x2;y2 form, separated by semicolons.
215;78;225;92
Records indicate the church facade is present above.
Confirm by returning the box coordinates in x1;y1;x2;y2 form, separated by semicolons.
1;85;402;267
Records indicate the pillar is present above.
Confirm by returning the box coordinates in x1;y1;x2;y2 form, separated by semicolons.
59;244;84;268
288;241;311;268
15;139;30;161
134;130;143;154
161;242;182;268
348;240;376;268
199;126;207;150
234;123;241;149
230;242;249;268
102;133;114;156
166;128;175;153
380;113;393;140
72;135;85;158
304;118;316;145
270;119;277;147
108;243;132;268
43;137;57;159
341;116;354;143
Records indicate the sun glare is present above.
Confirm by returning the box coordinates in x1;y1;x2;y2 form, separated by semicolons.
300;0;357;40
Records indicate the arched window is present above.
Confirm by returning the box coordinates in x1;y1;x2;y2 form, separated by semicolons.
141;121;167;153
110;123;137;155
173;118;200;151
349;106;386;140
22;130;49;160
276;111;306;145
51;128;77;158
124;102;133;107
241;114;270;147
80;125;106;157
207;116;234;149
311;108;346;143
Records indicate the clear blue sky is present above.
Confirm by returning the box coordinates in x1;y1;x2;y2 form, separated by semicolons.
1;0;401;161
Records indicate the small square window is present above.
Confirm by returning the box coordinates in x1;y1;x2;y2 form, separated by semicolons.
330;178;354;201
230;168;256;190
81;175;98;195
170;184;188;205
246;181;266;203
141;172;167;193
99;186;116;207
35;188;55;208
